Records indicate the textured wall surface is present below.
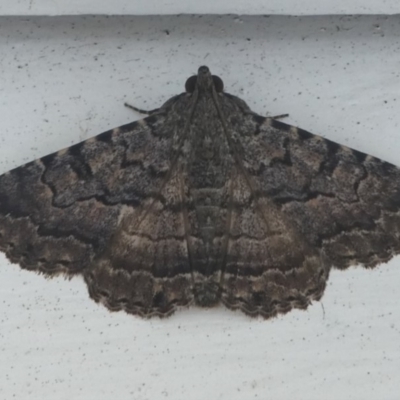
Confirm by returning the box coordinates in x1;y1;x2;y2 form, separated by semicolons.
1;0;400;16
1;15;399;400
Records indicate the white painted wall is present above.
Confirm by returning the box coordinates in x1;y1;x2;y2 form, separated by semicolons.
0;0;400;15
0;13;399;400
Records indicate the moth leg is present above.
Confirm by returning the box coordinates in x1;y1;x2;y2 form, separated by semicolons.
124;102;160;115
270;113;289;120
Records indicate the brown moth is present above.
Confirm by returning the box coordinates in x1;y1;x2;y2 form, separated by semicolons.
1;66;399;318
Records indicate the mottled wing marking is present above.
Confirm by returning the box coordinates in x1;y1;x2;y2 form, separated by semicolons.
0;121;141;275
220;93;400;273
84;161;195;317
211;90;400;317
219;165;327;318
211;100;328;317
0;90;208;317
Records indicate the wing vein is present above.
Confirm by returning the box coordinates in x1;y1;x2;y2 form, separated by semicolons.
133;92;199;232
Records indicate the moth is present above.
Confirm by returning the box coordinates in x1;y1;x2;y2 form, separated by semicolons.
1;66;399;318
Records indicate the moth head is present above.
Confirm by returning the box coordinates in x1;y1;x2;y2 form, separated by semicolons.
185;66;224;93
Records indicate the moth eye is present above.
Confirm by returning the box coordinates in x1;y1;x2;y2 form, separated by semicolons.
185;75;197;93
212;75;224;92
